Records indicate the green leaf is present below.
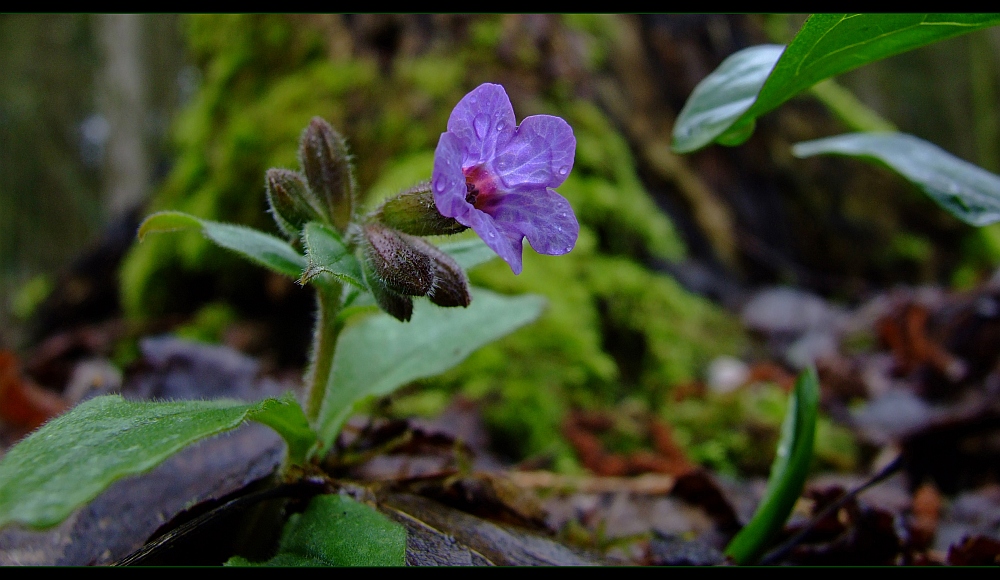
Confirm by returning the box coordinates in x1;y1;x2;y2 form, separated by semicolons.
138;211;306;279
227;494;406;566
438;237;499;270
0;394;317;530
316;287;545;448
672;44;784;152
672;14;1000;153
300;221;366;289
725;367;819;565
793;132;1000;227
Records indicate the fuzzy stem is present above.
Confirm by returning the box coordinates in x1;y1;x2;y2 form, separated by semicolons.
303;280;343;423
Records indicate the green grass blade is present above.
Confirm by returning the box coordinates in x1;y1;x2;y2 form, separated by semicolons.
724;367;819;565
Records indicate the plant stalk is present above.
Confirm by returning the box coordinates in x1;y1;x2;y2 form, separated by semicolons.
303;280;343;424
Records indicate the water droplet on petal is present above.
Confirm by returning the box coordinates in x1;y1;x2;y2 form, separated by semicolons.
473;115;489;139
435;182;445;192
560;212;567;218
565;246;572;252
496;122;505;132
558;166;568;175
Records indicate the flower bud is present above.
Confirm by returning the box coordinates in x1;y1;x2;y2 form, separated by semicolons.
374;182;468;237
265;168;325;238
422;242;471;308
362;222;435;297
364;262;414;322
361;222;472;319
299;117;355;232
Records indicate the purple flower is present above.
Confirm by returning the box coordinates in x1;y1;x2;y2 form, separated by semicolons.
432;83;579;274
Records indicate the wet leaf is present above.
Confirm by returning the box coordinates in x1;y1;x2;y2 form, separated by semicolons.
725;367;819;564
671;44;783;153
673;14;1000;153
228;494;406;566
138;211;306;279
0;394;315;529
316;288;545;449
793;132;1000;227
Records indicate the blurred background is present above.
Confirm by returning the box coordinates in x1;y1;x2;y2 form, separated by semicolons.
3;14;1000;479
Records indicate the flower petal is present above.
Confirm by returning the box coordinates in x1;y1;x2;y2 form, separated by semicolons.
446;83;516;167
491;115;575;191
431;131;472;220
481;187;579;256
462;207;524;274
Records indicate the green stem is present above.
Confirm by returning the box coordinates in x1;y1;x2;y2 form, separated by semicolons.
304;280;343;424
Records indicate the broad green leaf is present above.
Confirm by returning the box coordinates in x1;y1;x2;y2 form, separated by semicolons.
725;367;819;565
672;44;784;153
300;221;366;289
793;132;1000;227
439;237;499;270
0;394;316;529
673;14;1000;153
317;287;545;448
138;211;306;279
227;494;406;566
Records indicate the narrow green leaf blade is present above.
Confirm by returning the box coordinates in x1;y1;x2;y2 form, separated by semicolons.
228;494;406;566
673;14;1000;153
751;14;1000;122
725;367;819;565
301;221;366;289
138;211;306;279
671;44;784;153
793;132;1000;226
317;287;545;448
0;394;316;529
439;238;499;270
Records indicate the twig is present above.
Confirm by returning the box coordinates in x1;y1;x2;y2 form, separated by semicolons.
757;454;904;565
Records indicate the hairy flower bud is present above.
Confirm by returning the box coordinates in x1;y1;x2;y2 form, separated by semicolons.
422;241;471;308
374;182;468;237
299;117;355;232
362;222;435;297
265;168;325;238
361;222;472;320
364;261;414;322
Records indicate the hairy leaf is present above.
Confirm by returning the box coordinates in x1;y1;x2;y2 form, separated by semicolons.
0;394;315;530
316;287;545;448
300;221;366;289
138;211;306;279
227;494;406;566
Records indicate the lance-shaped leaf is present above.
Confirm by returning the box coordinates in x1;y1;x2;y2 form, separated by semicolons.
673;14;1000;153
725;367;819;565
316;287;545;449
138;211;306;279
227;494;406;567
300;221;366;289
793;132;1000;227
0;394;316;530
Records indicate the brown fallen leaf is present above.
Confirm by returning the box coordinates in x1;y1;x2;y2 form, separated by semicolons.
0;350;68;434
947;535;1000;566
909;482;941;550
